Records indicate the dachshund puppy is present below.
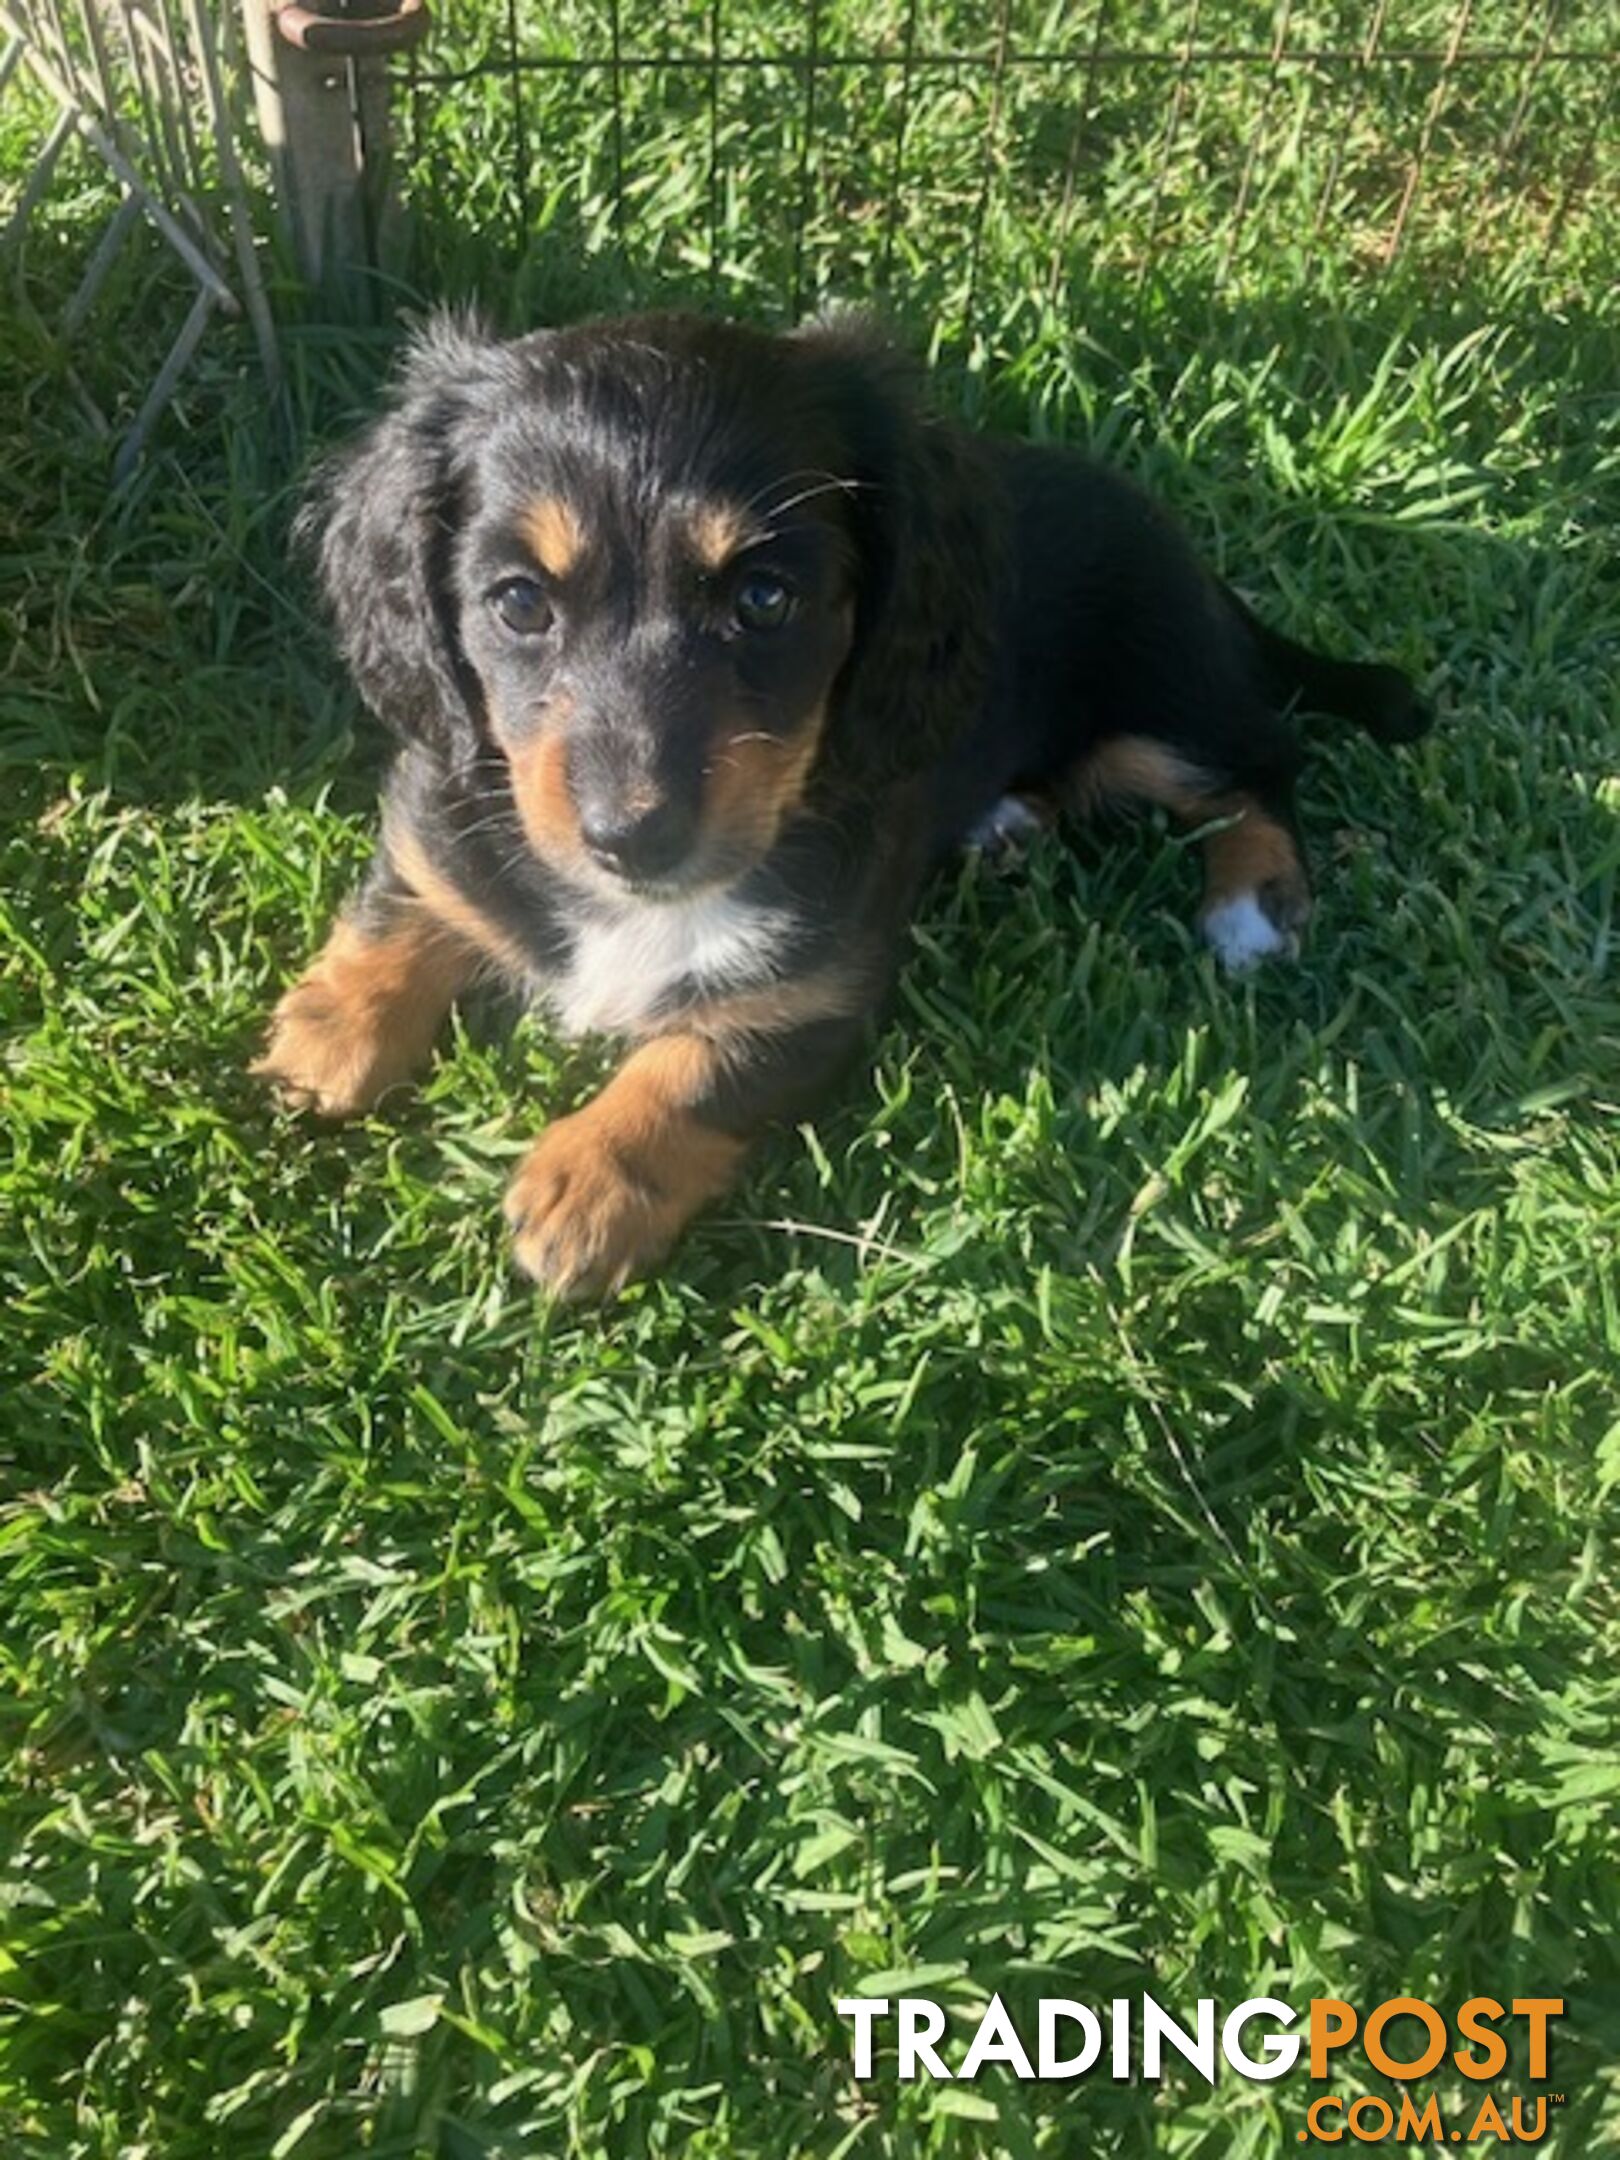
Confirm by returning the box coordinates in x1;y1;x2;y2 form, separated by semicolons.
255;311;1428;1296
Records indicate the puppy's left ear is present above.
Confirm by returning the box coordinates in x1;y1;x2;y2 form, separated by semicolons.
299;313;502;757
792;314;1004;786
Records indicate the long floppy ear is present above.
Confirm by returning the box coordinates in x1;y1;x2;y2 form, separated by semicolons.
792;314;1005;789
298;314;499;757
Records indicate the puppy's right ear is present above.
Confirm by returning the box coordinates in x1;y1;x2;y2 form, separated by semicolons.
299;314;496;756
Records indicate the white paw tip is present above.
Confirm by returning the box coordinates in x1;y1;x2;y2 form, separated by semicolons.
967;795;1048;851
1201;891;1298;972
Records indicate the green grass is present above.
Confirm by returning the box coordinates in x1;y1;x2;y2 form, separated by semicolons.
3;4;1619;2154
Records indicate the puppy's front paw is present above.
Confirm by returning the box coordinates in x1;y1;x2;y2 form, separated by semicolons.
504;1116;680;1300
503;1085;746;1301
252;921;466;1119
252;973;407;1119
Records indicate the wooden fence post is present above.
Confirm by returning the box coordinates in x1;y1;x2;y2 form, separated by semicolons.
238;0;426;300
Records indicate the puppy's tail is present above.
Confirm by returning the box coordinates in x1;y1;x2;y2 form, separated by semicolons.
1227;590;1431;746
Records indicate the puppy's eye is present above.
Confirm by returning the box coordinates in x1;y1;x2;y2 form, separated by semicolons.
490;576;554;636
733;573;795;634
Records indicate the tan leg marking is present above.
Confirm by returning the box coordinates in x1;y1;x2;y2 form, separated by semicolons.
387;823;534;981
1199;810;1307;913
504;1034;746;1299
252;914;474;1119
1070;732;1312;955
1068;735;1215;823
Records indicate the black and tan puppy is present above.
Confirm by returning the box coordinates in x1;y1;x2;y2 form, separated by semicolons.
255;311;1428;1296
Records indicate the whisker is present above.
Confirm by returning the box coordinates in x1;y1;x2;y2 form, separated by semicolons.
753;478;873;535
451;810;524;846
767;476;868;518
736;466;841;519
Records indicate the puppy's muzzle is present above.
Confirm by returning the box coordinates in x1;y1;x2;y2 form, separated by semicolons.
577;791;697;883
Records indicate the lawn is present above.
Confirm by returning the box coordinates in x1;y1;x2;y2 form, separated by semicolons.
2;3;1618;2155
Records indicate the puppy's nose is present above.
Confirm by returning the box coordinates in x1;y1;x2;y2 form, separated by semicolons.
578;797;693;882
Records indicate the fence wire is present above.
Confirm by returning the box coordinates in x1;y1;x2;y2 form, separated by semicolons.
2;4;1613;471
399;1;1617;338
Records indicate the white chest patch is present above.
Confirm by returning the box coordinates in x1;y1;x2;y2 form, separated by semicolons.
547;888;791;1037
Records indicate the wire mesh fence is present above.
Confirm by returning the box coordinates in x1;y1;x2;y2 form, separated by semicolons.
2;4;1614;471
399;1;1617;343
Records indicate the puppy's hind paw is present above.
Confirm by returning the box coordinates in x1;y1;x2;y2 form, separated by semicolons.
965;793;1054;859
1199;882;1310;973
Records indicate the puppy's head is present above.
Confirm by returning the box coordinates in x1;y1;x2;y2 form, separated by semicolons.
309;309;993;899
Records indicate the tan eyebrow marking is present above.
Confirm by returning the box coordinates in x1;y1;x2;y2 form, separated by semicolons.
686;501;762;572
520;495;586;579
